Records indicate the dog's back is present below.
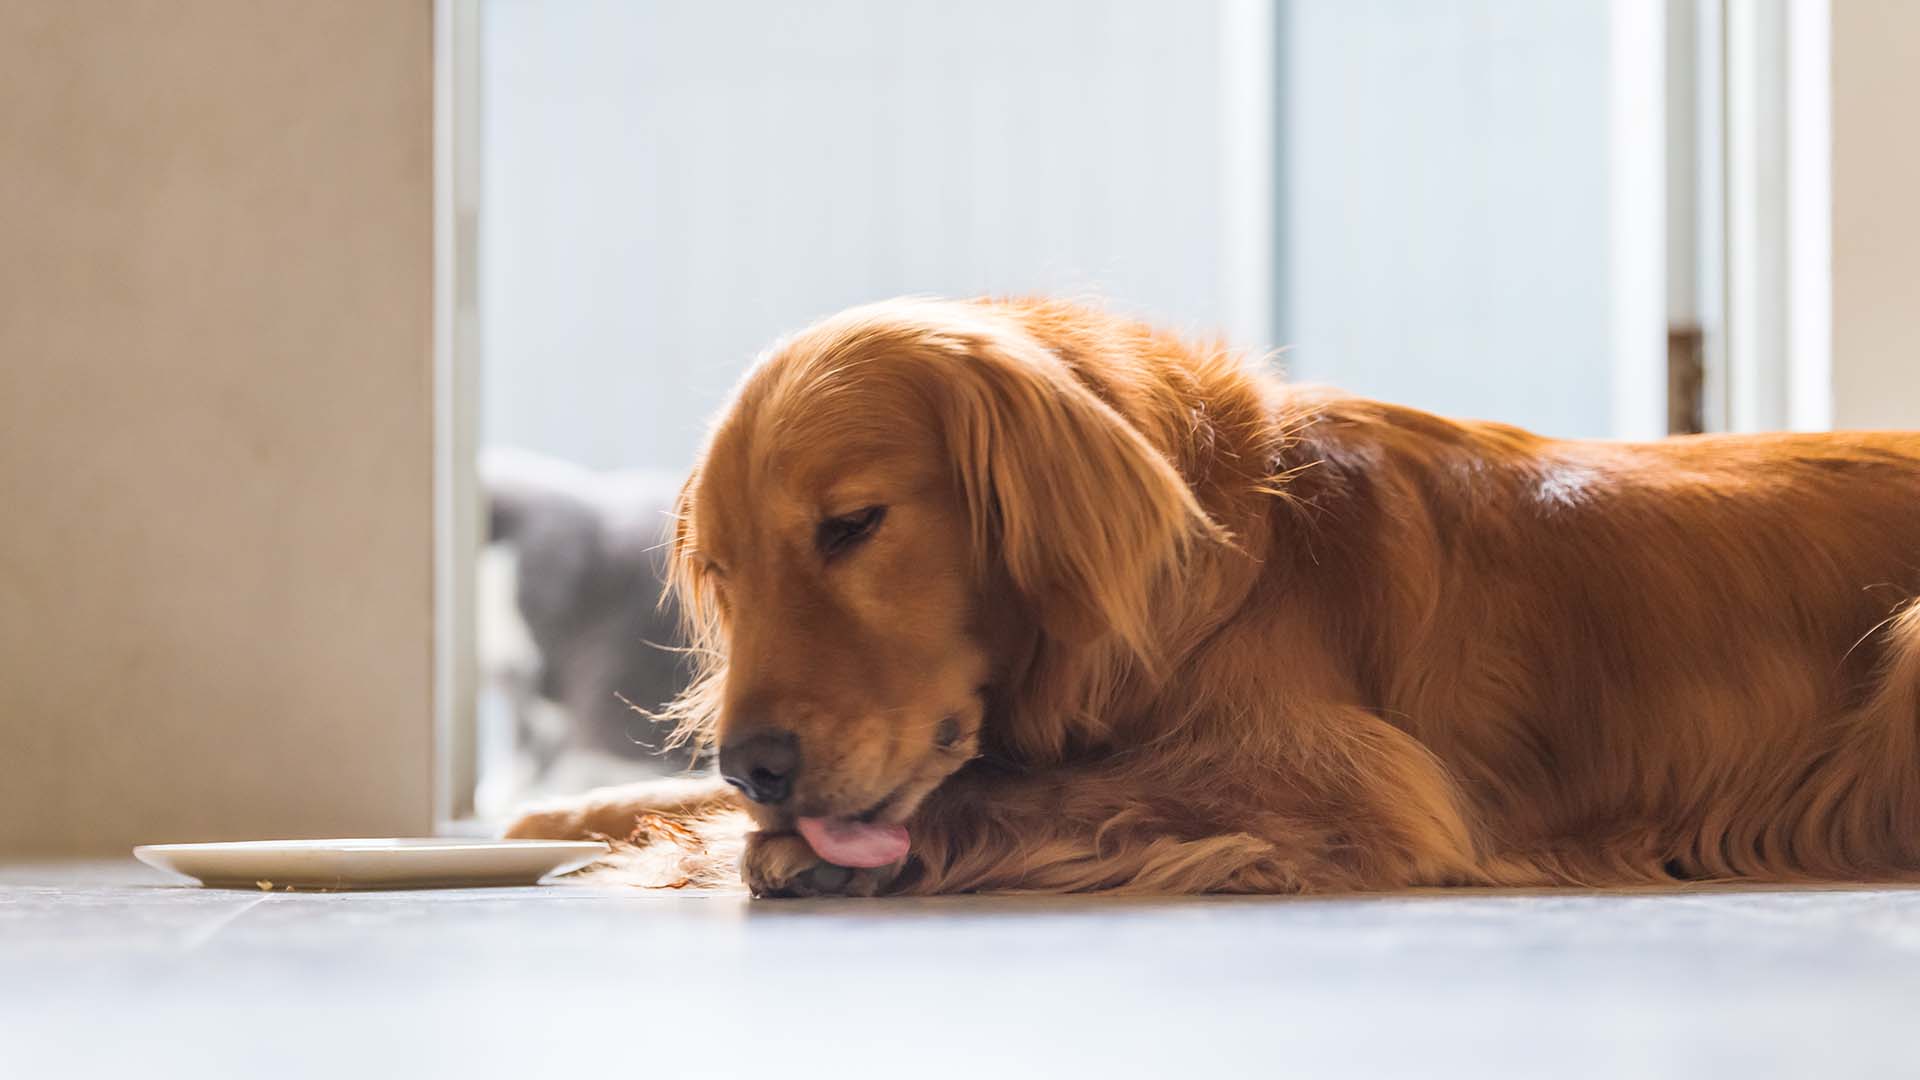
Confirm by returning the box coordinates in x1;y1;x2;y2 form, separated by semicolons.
1269;396;1920;881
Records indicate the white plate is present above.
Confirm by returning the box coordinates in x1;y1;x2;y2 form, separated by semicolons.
132;838;608;890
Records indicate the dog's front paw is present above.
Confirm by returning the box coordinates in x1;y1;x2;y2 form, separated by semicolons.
742;832;902;898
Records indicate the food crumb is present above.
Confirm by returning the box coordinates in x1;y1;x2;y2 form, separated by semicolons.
255;880;274;891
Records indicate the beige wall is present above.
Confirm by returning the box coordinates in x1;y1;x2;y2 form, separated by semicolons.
0;2;436;853
1831;0;1920;430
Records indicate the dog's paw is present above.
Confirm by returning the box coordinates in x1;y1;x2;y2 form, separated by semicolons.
742;831;902;898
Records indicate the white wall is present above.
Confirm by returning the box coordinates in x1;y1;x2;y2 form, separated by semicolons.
1279;0;1618;438
484;0;1641;471
482;0;1263;473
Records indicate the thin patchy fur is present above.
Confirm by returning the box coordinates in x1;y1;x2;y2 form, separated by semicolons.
509;297;1920;895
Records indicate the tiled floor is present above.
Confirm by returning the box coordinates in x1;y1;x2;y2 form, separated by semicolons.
3;860;1917;1079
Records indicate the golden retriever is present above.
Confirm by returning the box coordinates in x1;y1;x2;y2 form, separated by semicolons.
508;297;1920;897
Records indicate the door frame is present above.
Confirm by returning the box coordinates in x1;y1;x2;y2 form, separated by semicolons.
434;0;483;825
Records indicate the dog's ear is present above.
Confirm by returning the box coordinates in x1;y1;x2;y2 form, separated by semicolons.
663;467;719;635
929;324;1216;661
655;465;727;752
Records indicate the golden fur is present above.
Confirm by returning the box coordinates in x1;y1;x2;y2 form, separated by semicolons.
509;297;1920;896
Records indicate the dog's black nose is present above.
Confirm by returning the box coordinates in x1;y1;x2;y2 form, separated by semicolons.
718;730;799;805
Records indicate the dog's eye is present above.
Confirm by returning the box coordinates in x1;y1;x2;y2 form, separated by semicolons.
816;505;887;558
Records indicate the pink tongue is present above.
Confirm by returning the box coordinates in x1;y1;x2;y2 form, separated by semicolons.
796;816;910;869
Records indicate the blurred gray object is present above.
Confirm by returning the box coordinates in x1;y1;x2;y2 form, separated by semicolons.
480;447;698;787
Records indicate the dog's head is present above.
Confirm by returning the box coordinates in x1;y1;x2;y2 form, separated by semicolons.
664;299;1214;857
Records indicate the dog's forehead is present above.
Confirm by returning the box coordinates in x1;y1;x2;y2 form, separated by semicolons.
692;390;940;560
728;352;943;475
706;428;934;508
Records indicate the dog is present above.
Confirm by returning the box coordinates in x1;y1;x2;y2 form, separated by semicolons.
507;297;1920;898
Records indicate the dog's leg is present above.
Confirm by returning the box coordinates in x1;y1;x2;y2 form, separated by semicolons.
503;773;737;840
898;769;1463;895
744;706;1485;897
901;766;1328;895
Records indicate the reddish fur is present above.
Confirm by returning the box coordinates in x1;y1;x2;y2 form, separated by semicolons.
511;297;1920;896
